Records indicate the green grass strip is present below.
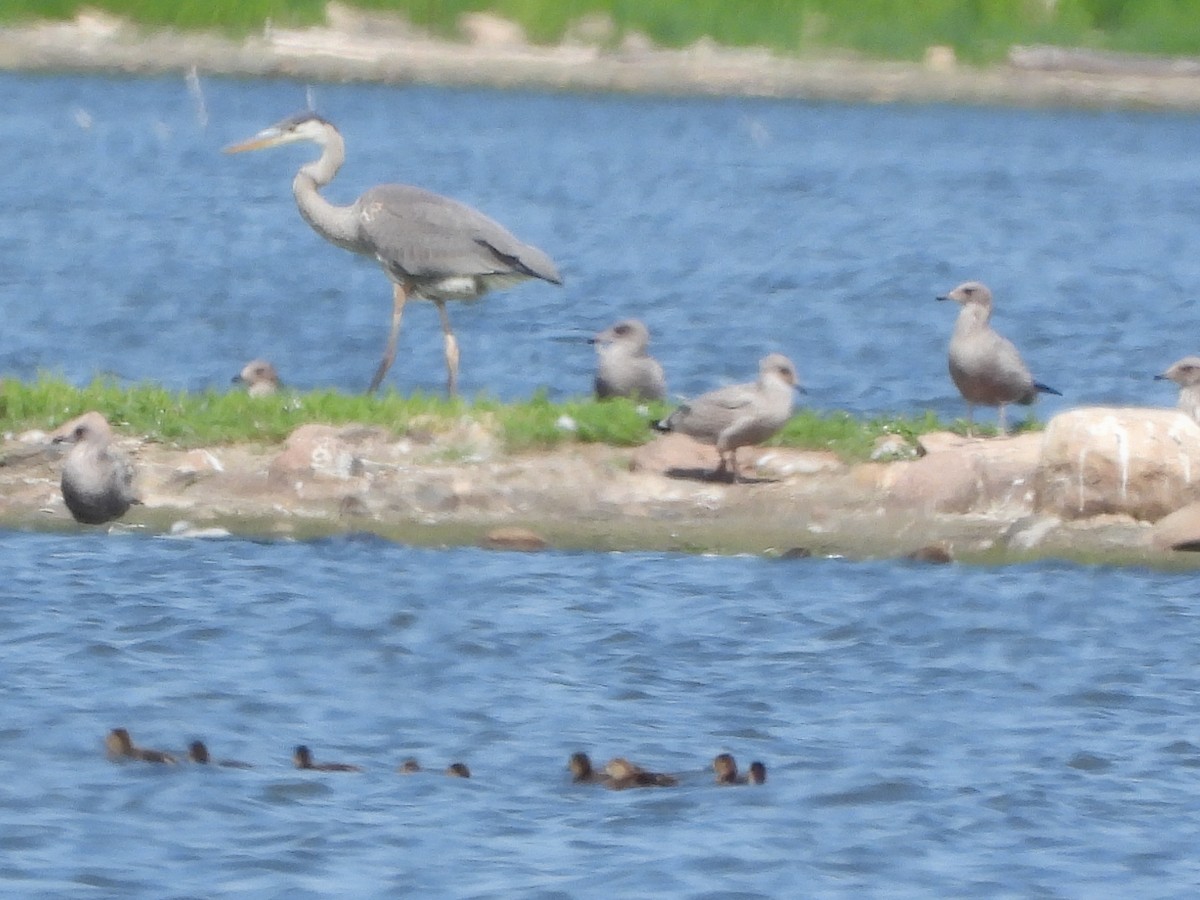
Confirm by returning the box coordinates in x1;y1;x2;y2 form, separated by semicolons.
0;375;1006;460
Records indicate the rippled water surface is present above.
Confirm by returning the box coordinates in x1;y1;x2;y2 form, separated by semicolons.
2;532;1200;896
5;73;1200;896
3;72;1200;412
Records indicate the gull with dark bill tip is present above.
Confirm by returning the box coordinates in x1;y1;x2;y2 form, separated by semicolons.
51;411;140;525
654;353;800;482
1155;356;1200;423
591;318;667;402
224;112;561;395
937;281;1060;434
232;358;281;397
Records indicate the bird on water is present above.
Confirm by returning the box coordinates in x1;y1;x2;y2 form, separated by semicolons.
224;112;562;396
655;353;800;482
51;411;140;525
938;281;1060;434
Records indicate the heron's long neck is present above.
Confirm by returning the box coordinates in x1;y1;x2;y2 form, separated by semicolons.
291;132;362;253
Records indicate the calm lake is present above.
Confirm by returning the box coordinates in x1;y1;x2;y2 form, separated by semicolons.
3;72;1200;896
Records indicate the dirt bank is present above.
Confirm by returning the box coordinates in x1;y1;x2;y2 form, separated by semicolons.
1;418;1182;566
4;9;1200;111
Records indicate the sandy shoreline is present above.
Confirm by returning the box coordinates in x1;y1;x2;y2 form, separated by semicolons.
4;11;1200;111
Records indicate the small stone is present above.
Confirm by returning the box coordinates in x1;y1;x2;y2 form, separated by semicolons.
483;526;548;552
905;544;953;564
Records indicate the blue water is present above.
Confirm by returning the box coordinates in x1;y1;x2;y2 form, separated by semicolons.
2;531;1200;896
4;72;1200;412
5;72;1200;895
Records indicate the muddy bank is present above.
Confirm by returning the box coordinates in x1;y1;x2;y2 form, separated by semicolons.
3;413;1194;566
4;9;1200;111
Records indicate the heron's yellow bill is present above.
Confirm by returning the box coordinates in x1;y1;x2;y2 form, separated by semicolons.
222;129;285;154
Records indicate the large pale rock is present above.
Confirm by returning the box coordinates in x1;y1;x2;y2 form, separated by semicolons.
1149;500;1200;551
268;424;364;484
876;432;1042;514
1035;407;1200;521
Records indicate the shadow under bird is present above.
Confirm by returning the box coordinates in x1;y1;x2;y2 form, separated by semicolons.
1155;356;1200;423
224;112;562;395
591;318;667;402
232;358;281;397
937;281;1060;434
654;353;800;482
51;411;140;525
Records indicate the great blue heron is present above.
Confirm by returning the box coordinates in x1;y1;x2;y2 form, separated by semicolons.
224;112;562;395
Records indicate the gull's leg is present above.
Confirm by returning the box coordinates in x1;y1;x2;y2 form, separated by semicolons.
368;282;408;394
998;404;1008;436
436;300;460;396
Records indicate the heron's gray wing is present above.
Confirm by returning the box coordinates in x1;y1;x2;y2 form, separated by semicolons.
358;185;560;283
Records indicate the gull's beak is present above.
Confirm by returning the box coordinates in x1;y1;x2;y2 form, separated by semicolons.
223;126;287;154
1154;373;1170;381
936;294;951;302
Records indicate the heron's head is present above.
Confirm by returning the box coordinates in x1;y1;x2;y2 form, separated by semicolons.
223;112;334;154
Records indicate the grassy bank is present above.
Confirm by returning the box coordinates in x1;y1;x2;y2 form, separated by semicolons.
3;1;1199;62
0;377;966;460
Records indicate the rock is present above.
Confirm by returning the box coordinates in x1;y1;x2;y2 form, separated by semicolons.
877;432;1042;514
458;12;526;48
629;433;719;476
871;434;916;461
565;13;616;47
1035;408;1200;521
753;449;844;478
268;424;363;484
1003;514;1061;552
1150;500;1200;551
905;543;953;563
924;45;956;72
483;526;548;552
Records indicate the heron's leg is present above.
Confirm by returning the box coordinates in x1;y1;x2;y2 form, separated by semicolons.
435;300;460;396
368;283;408;394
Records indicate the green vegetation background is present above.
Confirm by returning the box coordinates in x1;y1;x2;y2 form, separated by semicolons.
3;0;1199;62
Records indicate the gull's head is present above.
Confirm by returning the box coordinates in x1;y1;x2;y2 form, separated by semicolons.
223;112;334;154
937;280;993;308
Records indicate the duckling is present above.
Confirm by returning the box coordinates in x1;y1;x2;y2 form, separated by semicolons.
568;751;611;785
445;762;471;778
105;728;177;764
713;753;767;785
188;740;253;768
604;757;678;789
397;757;422;774
292;744;362;772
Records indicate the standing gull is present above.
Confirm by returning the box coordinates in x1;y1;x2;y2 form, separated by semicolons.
654;353;800;482
591;318;667;402
1155;356;1200;423
224;112;562;395
51;411;140;525
937;281;1060;434
232;358;281;397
